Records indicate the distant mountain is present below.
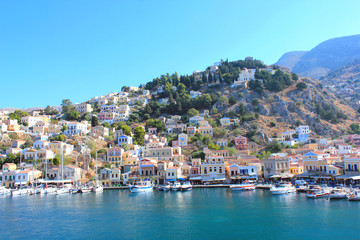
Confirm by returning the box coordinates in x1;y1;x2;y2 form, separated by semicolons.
274;51;307;70
276;34;360;79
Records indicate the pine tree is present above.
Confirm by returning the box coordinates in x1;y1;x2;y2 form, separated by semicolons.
208;73;213;83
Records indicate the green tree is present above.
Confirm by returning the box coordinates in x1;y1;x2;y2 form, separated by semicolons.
187;108;199;117
55;134;66;142
229;96;237;105
266;141;283;153
296;82;307;90
9;110;29;123
133;127;145;145
146;119;166;133
91;116;99;127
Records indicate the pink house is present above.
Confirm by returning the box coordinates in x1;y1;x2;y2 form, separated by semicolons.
235;136;248;150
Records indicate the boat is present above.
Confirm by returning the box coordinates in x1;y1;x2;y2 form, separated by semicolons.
163;182;171;191
80;187;92;193
45;187;57;195
329;188;348;200
295;180;309;192
156;185;165;191
306;189;331;199
11;188;32;196
56;188;69;195
181;181;193;191
171;181;181;191
129;180;153;193
270;183;296;195
348;191;360;201
0;187;11;195
230;181;255;191
92;185;103;193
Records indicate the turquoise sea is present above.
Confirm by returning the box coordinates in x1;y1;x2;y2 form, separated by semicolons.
1;189;360;240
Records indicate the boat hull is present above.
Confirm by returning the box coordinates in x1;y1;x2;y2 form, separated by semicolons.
130;186;153;193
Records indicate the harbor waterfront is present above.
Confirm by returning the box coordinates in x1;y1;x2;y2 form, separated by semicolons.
1;189;360;240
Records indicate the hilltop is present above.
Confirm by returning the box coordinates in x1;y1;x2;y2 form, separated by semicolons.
275;34;360;79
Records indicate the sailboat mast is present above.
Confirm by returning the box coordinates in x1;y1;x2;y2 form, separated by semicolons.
62;145;64;187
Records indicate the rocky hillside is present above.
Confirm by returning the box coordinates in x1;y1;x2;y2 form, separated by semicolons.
201;78;357;142
276;34;360;79
320;59;360;109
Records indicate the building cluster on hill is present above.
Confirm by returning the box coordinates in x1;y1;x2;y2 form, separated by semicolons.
1;58;359;188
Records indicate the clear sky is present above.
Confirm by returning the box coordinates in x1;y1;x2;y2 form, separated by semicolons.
1;0;359;108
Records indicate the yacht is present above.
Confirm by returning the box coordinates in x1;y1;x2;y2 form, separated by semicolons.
80;186;92;193
270;183;296;195
0;187;11;195
45;187;57;195
329;188;348;200
171;181;181;191
230;181;255;191
294;180;308;192
56;188;69;195
129;180;153;193
11;188;32;196
181;181;193;191
92;185;103;193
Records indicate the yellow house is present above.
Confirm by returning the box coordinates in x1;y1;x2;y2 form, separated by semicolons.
290;162;304;175
198;126;213;138
2;163;17;171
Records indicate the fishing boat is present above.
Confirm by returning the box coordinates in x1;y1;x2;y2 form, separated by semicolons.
306;189;331;199
230;181;256;191
329;188;348;200
171;181;181;191
92;185;103;193
270;183;296;195
129;180;153;193
181;181;193;191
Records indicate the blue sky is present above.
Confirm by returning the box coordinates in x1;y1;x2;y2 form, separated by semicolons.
1;0;359;108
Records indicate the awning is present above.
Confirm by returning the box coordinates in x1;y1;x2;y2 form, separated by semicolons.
350;176;360;180
165;179;176;182
14;182;27;185
189;176;202;180
336;175;351;180
178;178;187;181
270;173;294;179
214;178;226;181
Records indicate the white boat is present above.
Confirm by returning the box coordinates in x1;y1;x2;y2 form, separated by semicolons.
129;180;153;193
171;182;181;191
270;183;296;195
56;188;69;195
45;187;57;195
306;189;331;199
230;181;256;191
163;182;171;191
348;191;360;201
181;181;193;191
329;188;348;200
11;188;32;196
92;185;103;193
0;187;11;195
295;180;309;192
80;187;92;193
